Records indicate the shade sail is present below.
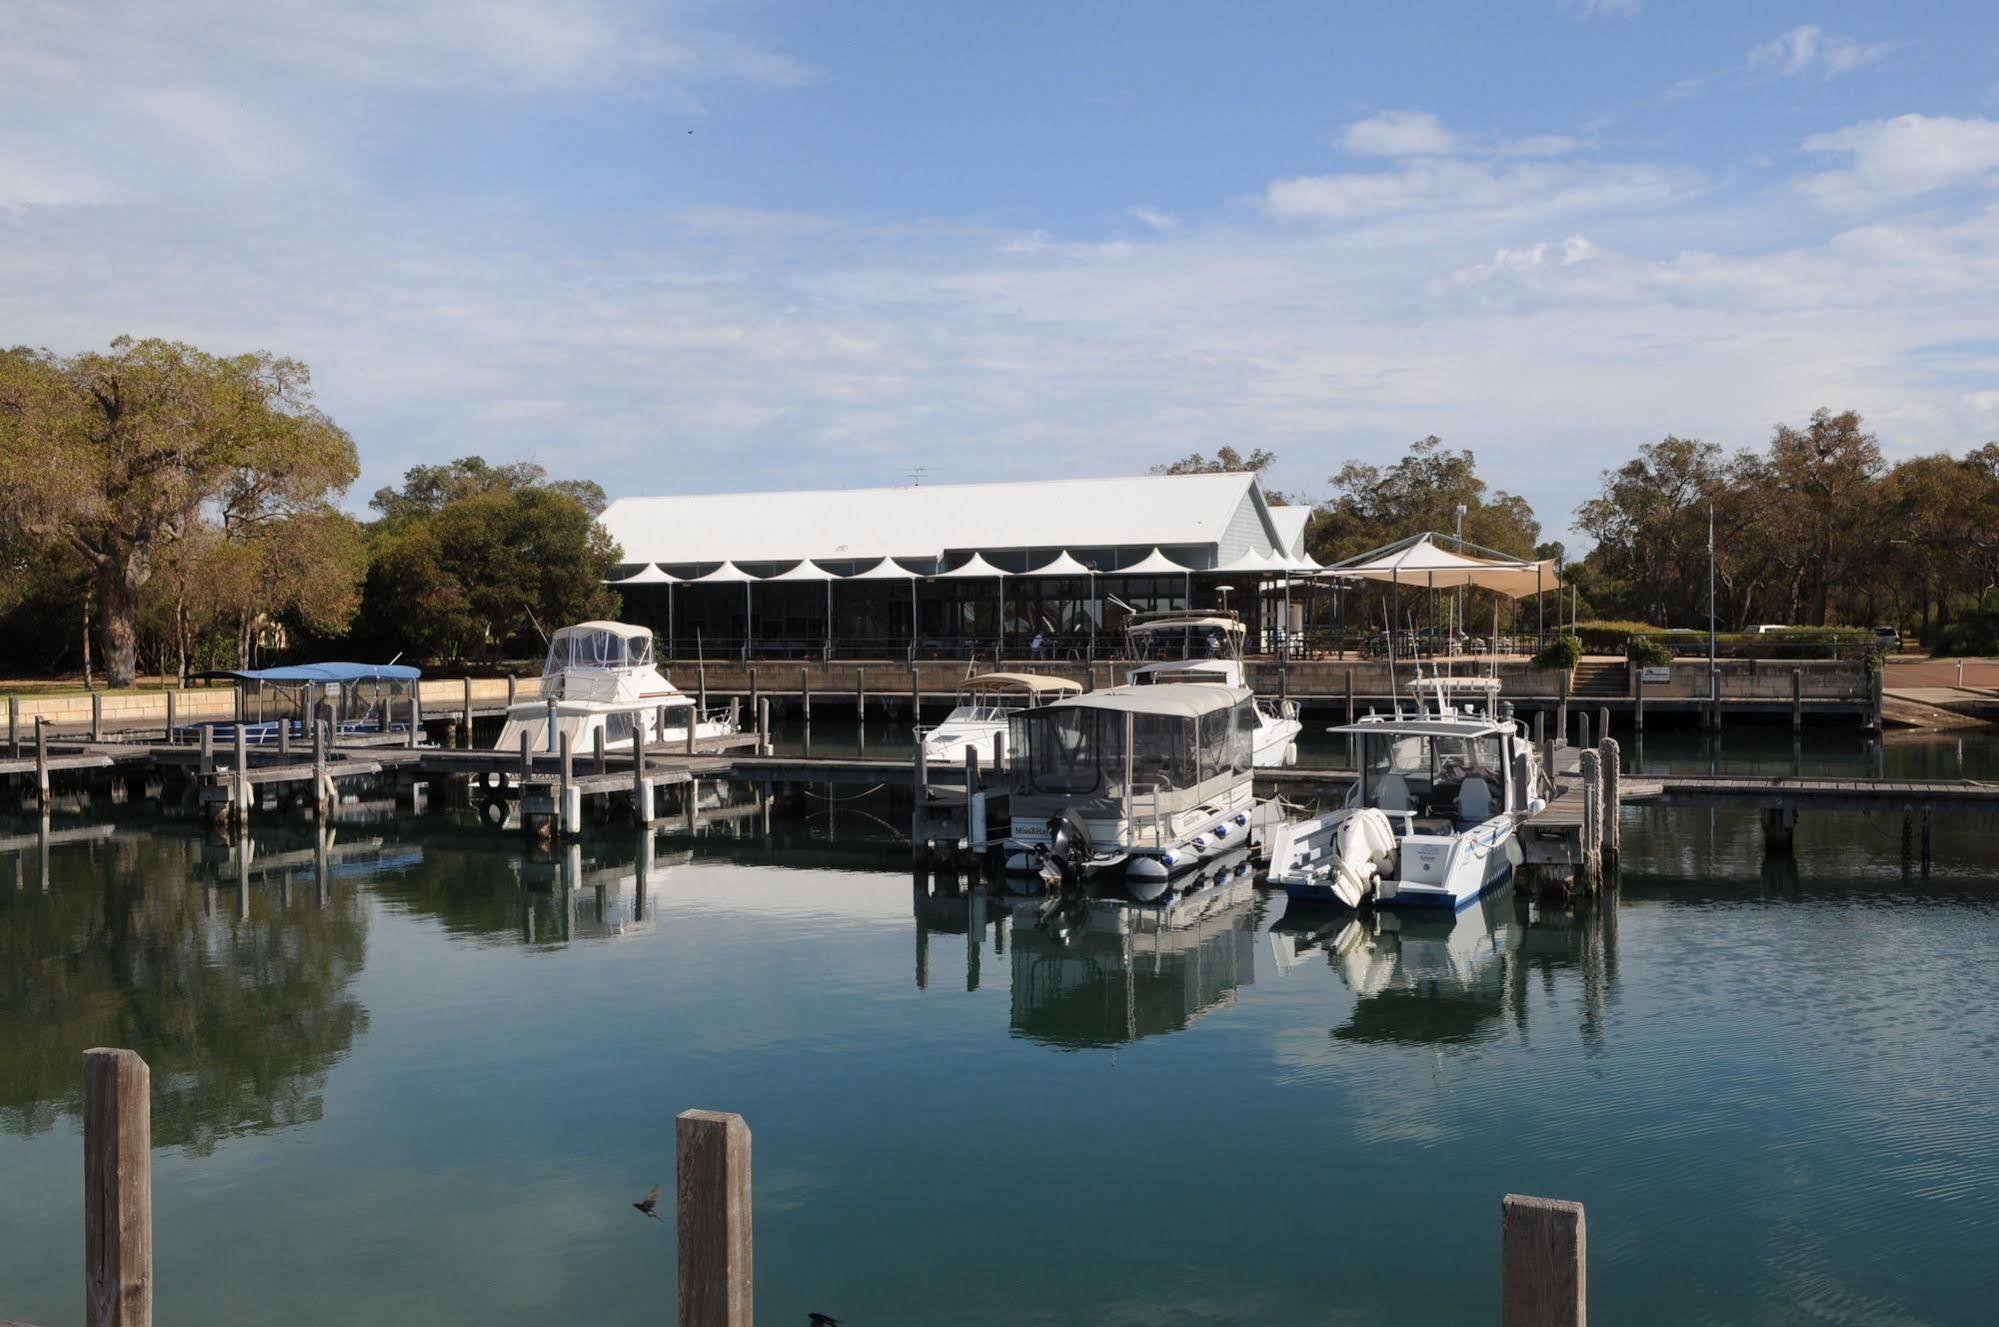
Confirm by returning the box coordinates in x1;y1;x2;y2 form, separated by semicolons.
684;560;759;584
1211;548;1276;574
932;552;1006;579
1326;534;1556;598
606;562;677;585
763;559;836;582
1019;551;1094;576
1106;548;1189;575
843;557;918;580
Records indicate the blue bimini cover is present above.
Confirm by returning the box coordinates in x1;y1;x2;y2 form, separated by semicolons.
222;663;422;683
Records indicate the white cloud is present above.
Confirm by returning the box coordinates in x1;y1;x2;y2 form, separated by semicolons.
1264;158;1691;223
1750;25;1893;79
1128;205;1179;232
1340;110;1457;158
1802;114;1999;208
1967;391;1999;413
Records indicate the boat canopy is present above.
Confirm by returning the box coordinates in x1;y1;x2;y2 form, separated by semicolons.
961;672;1084;695
1128;613;1245;636
1329;717;1514;739
544;622;655;675
202;662;420;683
1011;686;1255;801
1050;682;1248;719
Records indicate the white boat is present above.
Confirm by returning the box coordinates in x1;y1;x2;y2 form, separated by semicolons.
919;672;1082;771
1000;681;1264;901
1124;610;1301;767
494;621;735;756
1267;676;1547;912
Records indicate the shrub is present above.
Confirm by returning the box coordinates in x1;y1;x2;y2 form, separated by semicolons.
1573;619;1659;652
1934;610;1999;658
1627;636;1674;667
1533;634;1582;670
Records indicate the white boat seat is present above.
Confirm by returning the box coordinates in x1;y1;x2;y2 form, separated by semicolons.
1374;773;1411;812
1456;776;1494;822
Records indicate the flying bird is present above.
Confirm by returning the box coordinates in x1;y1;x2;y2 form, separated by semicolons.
633;1184;663;1221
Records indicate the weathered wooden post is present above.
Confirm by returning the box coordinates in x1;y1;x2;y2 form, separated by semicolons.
36;715;51;812
407;687;422;749
312;717;329;820
631;728;650;824
1557;668;1570;745
855;670;866;722
1597;706;1609;746
747;667;759;727
698;668;708;717
1576;710;1590;753
1533;708;1545;746
518;728;532;783
593;725;608;776
199;722;214;776
233;722;250;829
994;728;1008;775
1791;667;1803;734
461;676;474;750
684;705;697;756
164;690;178;743
964;744;984;846
1344;668;1355;725
558;731;577;836
1502;1194;1585;1327
1578;749;1601;892
676;1109;753;1327
91;691;104;742
1634;670;1646;733
7;694;18;756
1598;737;1620;869
800;667;811;725
914;736;929;798
506;674;517;708
756;697;771;756
545;698;560;754
278;702;292;757
909;665;921;723
84;1048;153;1327
727;698;739;734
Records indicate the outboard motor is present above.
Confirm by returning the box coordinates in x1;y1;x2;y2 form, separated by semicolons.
1038;809;1093;889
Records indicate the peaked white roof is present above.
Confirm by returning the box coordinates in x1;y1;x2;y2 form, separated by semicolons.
844;557;918;580
1019;551;1094;576
1212;548;1275;573
1109;548;1190;575
764;559;836;582
598;472;1279;565
1268;506;1310;559
606;563;677;585
686;560;758;584
1329;535;1556;598
932;553;1006;579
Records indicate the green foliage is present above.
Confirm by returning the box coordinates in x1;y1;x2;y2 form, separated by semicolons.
353;458;622;662
1934;609;1999;658
1628;636;1674;667
1312;435;1540;564
1533;635;1582;670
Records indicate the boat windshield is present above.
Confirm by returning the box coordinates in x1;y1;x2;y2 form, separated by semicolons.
1359;730;1506;822
544;627;654;675
1129;626;1239;663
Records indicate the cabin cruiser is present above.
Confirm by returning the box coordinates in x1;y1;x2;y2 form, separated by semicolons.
919;672;1082;771
1001;682;1264;901
1267;676;1546;911
494;622;735;755
1124;611;1301;767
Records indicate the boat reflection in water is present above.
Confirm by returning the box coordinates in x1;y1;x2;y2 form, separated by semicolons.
1272;889;1619;1047
999;848;1264;1047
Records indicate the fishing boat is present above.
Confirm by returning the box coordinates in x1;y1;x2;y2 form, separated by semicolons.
494;621;734;755
1266;675;1547;911
1124;610;1301;767
919;672;1082;771
1000;681;1266;901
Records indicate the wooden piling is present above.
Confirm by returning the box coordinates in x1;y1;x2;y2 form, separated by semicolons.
506;674;517;708
312;718;328;820
684;705;697;756
1502;1194;1585;1327
855;671;866;722
35;716;51;811
1578;749;1601;891
593;725;608;776
632;729;650;824
1557;668;1570;745
1344;669;1355;725
200;722;214;776
675;1109;753;1327
279;705;292;757
164;691;176;743
800;667;811;725
233;723;249;829
1533;709;1545;746
994;729;1008;775
1576;710;1590;753
1634;671;1645;732
91;691;104;742
558;731;575;836
1598;737;1620;866
1596;706;1609;745
909;665;920;722
544;699;560;754
7;694;18;756
1792;668;1803;734
756;698;770;756
84;1048;153;1327
407;688;422;749
461;677;473;749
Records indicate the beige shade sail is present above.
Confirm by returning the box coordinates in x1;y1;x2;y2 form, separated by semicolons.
1326;534;1555;598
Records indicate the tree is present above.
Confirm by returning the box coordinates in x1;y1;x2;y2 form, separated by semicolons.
0;338;360;686
1575;436;1725;627
1313;436;1540;562
1151;447;1296;505
355;458;622;661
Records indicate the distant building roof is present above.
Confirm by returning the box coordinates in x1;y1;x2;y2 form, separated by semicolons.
598;472;1286;567
1268;505;1310;560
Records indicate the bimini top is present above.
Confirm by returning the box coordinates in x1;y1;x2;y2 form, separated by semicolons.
1329;714;1513;739
203;663;421;683
546;621;655;674
1048;682;1249;719
1128;612;1246;636
556;620;653;640
962;672;1085;695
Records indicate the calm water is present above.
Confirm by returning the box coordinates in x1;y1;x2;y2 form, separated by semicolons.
3;727;1997;1325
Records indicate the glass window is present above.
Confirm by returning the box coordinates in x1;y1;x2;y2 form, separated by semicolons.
1014;709;1103;795
1131;712;1195;791
1232;701;1255;775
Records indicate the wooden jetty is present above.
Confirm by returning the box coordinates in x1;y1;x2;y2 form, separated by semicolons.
7;1048;1593;1327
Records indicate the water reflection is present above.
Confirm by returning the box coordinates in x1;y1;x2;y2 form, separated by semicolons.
0;820;373;1154
1271;890;1620;1050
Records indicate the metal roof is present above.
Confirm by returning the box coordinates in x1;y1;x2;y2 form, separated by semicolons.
598;472;1279;565
1268;506;1310;559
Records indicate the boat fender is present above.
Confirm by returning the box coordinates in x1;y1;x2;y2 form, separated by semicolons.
479;797;508;829
1233;812;1248;827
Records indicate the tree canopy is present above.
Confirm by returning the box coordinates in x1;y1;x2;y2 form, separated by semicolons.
1311;436;1541;563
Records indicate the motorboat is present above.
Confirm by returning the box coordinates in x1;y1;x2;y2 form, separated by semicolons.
1000;681;1265;901
919;672;1082;771
1267;675;1546;911
1124;610;1301;767
494;621;735;756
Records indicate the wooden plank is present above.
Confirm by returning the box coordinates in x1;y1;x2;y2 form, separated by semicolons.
1502;1194;1585;1327
677;1109;753;1327
83;1049;152;1327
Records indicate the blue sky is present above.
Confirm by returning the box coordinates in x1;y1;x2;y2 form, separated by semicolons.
4;0;1997;544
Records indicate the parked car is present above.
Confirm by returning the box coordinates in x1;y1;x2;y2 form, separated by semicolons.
1872;625;1901;651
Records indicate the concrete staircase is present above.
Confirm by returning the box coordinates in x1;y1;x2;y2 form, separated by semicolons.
1570;660;1629;698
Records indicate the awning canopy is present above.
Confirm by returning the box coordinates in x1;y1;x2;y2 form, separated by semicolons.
1107;548;1189;575
1325;533;1556;598
200;663;421;683
1047;681;1248;719
844;557;918;580
607;563;677;585
684;561;760;584
1211;549;1275;574
932;552;1006;579
961;672;1085;694
1019;551;1095;576
763;559;836;582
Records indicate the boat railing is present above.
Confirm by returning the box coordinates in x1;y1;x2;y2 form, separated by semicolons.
1126;781;1168;850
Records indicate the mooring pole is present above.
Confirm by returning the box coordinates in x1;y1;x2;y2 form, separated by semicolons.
84;1048;153;1327
407;688;422;749
747;667;758;728
91;691;104;742
558;731;577;837
632;728;650;824
7;694;18;757
1579;749;1601;892
233;722;250;830
676;1109;753;1327
1502;1194;1585;1327
756;697;771;756
1792;668;1803;734
164;690;177;744
800;668;811;726
461;677;474;750
200;722;214;776
1634;671;1645;733
994;728;1008;775
545;698;560;755
312;717;329;821
1557;668;1570;745
1598;736;1620;869
36;716;51;812
594;725;608;776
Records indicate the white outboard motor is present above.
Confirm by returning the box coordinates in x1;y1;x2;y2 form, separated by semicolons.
1329;809;1398;908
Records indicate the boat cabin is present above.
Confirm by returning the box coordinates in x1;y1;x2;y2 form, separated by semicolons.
945;672;1083;720
1337;716;1534;831
540;622;660;703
